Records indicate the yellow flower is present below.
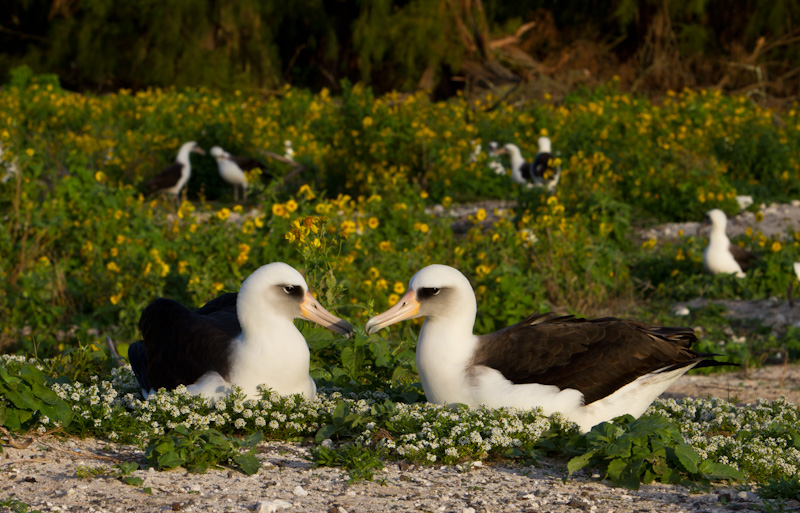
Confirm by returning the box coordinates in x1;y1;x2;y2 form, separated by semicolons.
217;207;231;221
368;217;379;229
388;293;400;305
106;261;120;273
378;240;392;251
442;196;453;208
110;247;118;257
475;208;487;222
254;216;265;228
272;203;288;217
414;222;429;233
641;238;657;250
212;282;224;293
143;262;152;277
286;199;298;213
94;171;107;183
755;211;764;222
376;278;388;290
475;264;492;278
298;184;316;200
393;282;405;294
110;292;122;305
25;148;34;158
368;267;380;279
233;205;243;214
771;241;782;252
362;116;373;128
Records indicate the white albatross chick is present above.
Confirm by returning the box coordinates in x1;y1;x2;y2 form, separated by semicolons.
365;264;731;432
701;209;753;278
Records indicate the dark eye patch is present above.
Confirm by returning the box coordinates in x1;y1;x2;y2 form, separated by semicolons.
418;287;442;299
281;285;304;299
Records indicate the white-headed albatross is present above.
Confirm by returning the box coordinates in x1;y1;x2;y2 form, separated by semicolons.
210;146;273;201
365;264;731;432
496;138;560;191
129;262;353;401
146;141;205;204
701;209;755;278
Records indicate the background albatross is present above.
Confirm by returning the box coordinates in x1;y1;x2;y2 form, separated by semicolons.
145;141;205;204
365;264;731;432
129;262;353;401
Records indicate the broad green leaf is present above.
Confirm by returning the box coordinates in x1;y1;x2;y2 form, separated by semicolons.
232;452;261;475
698;460;745;481
673;442;700;474
158;451;186;469
315;424;338;442
566;450;597;476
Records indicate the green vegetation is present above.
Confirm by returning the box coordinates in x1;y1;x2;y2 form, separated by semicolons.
1;70;800;490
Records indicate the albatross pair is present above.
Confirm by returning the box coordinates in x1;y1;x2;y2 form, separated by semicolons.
131;263;727;432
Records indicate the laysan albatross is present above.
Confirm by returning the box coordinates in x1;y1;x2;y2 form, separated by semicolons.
365;264;731;432
496;138;560;191
129;263;353;401
210;146;273;202
146;141;205;204
701;209;755;278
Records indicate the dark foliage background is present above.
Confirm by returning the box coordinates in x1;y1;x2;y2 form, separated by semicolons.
1;0;798;98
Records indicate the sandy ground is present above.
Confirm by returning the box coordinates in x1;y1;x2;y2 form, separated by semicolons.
1;366;798;513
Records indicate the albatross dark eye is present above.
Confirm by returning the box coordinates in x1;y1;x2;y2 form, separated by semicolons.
283;286;296;294
419;287;441;299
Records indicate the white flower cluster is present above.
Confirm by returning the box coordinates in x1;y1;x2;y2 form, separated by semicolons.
650;397;800;480
356;402;551;464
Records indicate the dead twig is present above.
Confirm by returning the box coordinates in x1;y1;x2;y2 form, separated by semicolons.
0;427;33;450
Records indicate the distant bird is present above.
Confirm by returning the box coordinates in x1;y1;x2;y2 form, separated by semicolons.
366;264;732;433
701;209;755;278
0;142;19;184
210;146;272;202
468;140;482;163
496;137;560;191
486;141;506;176
129;262;354;401
284;140;295;162
146;141;204;204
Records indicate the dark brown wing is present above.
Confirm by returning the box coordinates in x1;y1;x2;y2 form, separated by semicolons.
472;312;728;405
729;243;756;270
531;152;552;180
146;162;184;194
519;162;535;181
137;296;239;390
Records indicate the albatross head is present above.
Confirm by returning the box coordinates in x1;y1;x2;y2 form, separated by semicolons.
178;141;205;160
537;137;552;153
365;264;477;335
210;146;230;160
238;263;354;338
700;208;728;236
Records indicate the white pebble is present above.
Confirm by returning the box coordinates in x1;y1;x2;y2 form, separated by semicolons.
293;485;309;497
463;508;476;513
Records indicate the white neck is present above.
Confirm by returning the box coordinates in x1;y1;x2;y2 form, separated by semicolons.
229;287;314;399
505;145;526;184
176;145;195;170
709;220;729;244
416;289;478;404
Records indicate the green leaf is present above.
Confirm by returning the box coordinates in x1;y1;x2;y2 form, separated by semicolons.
673;442;700;474
158;451;186;469
566;450;597;476
232;452;261;475
698;460;745;481
123;476;144;486
315;424;339;442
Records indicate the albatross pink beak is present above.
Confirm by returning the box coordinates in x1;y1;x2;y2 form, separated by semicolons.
192;146;206;155
365;290;420;335
300;291;354;338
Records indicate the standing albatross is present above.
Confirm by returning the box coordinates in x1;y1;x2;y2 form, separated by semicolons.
210;146;273;202
129;263;353;401
496;138;561;191
701;209;754;278
365;265;731;432
146;141;205;204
